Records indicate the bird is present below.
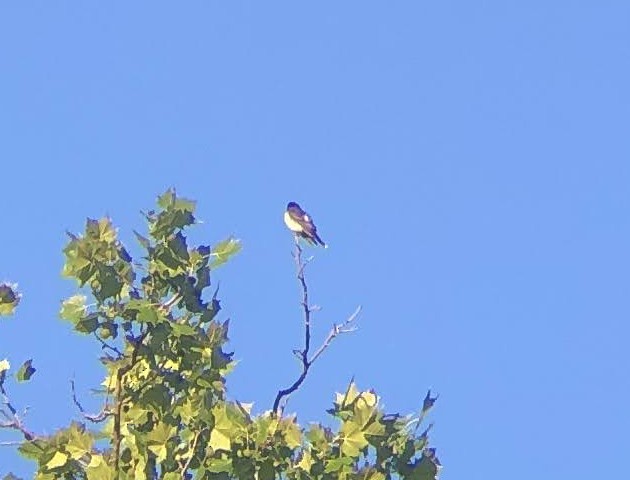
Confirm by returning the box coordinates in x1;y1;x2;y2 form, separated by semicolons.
283;202;327;248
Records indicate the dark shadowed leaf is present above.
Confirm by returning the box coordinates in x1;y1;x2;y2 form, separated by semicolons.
0;283;21;316
16;359;36;382
422;390;438;415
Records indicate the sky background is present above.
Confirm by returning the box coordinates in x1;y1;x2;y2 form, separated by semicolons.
1;2;629;478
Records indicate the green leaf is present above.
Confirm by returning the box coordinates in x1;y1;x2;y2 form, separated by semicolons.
75;314;100;334
157;189;176;209
306;424;330;451
45;451;69;470
297;449;313;471
210;237;241;268
137;305;164;325
258;460;275;480
158;189;196;213
147;444;168;463
324;456;354;474
282;418;302;449
98;321;118;339
59;295;87;324
407;449;441;480
339;421;368;457
206;457;232;473
16;359;35;382
150;190;197;239
18;440;44;460
209;427;231;452
93;265;124;301
86;455;115;480
146;422;176;446
168;232;190;262
335;382;360;409
66;422;93;460
98;217;117;243
0;283;21;316
364;470;386;480
209;405;239;452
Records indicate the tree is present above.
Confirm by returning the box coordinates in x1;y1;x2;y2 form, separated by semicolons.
0;190;440;479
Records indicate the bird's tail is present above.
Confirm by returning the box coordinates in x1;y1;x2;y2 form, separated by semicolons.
313;232;327;248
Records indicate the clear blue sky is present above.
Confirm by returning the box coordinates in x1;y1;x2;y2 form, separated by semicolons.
1;2;629;478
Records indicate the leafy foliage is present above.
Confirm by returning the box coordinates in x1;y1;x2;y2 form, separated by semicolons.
1;190;440;479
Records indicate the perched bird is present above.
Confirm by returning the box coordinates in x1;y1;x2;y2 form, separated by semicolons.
284;201;327;247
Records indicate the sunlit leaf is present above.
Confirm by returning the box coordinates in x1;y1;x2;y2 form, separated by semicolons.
0;359;10;373
283;417;302;449
297;449;313;471
210;237;241;268
209;404;238;452
59;295;87;324
339;421;368;457
66;428;93;460
86;455;115;480
209;428;230;452
45;451;68;470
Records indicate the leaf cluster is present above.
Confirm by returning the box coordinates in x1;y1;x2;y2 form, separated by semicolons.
1;190;440;480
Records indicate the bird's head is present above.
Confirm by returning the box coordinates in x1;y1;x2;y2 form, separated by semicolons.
287;201;300;210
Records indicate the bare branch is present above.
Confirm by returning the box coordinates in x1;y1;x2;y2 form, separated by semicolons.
0;440;23;446
272;238;361;416
161;293;182;312
93;333;124;359
70;379;112;423
309;305;361;365
0;382;35;441
181;428;205;478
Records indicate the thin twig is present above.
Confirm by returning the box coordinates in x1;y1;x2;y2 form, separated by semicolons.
70;379;112;423
309;305;361;365
0;382;35;441
272;238;360;416
162;293;182;312
181;428;205;478
93;333;124;359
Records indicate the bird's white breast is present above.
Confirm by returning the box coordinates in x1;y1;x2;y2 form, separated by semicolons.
284;211;304;232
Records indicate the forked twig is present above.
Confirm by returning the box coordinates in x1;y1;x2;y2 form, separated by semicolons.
0;380;35;441
70;379;112;423
272;239;360;415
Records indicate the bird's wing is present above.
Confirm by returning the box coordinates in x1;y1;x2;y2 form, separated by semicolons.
286;207;313;228
287;205;325;245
